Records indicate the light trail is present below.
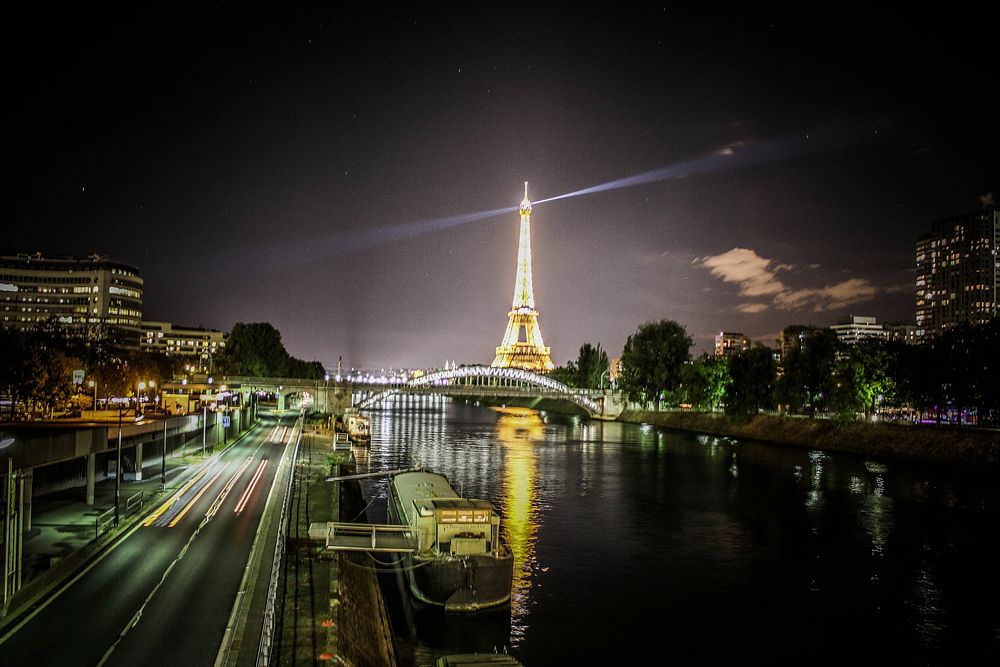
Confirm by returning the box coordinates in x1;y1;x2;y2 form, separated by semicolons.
206;455;255;518
143;471;208;527
233;459;269;514
166;462;231;528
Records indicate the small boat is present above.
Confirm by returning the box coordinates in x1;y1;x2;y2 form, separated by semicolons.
388;470;513;612
343;408;370;444
434;654;524;666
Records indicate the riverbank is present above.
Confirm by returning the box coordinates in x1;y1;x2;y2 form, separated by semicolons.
617;410;1000;465
277;431;397;666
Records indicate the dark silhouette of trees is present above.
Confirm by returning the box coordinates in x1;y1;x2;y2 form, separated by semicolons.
725;345;776;417
619;320;692;409
217;322;325;379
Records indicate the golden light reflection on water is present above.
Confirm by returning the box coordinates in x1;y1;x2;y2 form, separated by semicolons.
494;410;543;640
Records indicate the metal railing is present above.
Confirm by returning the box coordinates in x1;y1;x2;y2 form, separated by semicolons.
95;507;115;538
257;412;303;666
125;491;144;517
313;522;418;553
94;491;144;538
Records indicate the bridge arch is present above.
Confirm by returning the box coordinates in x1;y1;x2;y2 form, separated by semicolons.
356;365;600;414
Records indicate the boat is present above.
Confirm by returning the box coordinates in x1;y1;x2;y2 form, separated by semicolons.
434;654;524;666
343;408;370;444
388;470;513;612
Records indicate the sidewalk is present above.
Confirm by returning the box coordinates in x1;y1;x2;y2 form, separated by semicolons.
21;455;198;584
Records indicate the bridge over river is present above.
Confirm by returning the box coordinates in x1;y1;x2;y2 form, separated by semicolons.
222;365;625;419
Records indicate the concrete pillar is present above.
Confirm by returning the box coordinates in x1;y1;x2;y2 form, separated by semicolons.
135;441;143;481
86;452;96;506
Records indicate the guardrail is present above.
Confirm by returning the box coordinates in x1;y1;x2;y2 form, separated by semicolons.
95;507;115;538
93;491;145;538
125;491;144;517
257;412;303;666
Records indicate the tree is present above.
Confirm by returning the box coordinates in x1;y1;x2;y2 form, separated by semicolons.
574;342;610;389
217;322;325;379
547;361;578;387
775;329;839;415
725;345;776;417
618;320;692;409
680;354;731;411
829;339;897;420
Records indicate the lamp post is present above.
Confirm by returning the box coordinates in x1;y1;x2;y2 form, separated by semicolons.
161;401;167;491
88;380;98;419
114;401;123;527
202;402;207;458
136;381;145;417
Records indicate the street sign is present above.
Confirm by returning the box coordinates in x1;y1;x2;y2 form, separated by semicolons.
222;415;231;428
72;370;85;385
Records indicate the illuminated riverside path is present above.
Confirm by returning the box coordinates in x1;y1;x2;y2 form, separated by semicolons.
356;396;1000;666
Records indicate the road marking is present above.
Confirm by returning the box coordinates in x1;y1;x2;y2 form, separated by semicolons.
234;460;268;514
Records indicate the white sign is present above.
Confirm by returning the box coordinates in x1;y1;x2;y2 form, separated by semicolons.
73;370;85;385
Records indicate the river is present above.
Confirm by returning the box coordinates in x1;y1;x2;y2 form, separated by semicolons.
354;395;1000;666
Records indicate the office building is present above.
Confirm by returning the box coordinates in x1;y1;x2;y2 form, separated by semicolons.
0;253;143;349
140;321;226;372
830;315;886;346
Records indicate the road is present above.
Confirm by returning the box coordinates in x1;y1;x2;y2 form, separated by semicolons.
0;414;297;666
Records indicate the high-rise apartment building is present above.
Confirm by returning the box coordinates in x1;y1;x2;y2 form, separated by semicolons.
0;253;143;349
714;331;750;358
915;207;999;338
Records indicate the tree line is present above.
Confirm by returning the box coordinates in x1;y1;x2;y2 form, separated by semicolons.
559;318;1000;427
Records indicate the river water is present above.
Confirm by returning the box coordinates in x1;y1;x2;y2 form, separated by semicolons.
354;395;1000;666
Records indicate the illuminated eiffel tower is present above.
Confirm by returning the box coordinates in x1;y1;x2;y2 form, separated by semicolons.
491;182;555;371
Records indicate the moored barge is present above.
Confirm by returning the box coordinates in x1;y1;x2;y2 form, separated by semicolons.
388;470;513;612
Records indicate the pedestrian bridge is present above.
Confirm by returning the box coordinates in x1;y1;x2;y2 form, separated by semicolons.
223;366;622;418
355;365;602;414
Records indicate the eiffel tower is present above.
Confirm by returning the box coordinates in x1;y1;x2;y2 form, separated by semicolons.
491;182;555;371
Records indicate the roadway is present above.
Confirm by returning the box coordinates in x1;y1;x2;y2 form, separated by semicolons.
0;414;298;666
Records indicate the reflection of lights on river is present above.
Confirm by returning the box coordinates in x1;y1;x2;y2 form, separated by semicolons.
495;410;543;642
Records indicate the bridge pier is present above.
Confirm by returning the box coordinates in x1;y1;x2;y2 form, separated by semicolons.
86;452;95;506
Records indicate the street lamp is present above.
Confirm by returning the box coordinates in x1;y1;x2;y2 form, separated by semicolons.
137;381;146;417
114;400;144;527
115;400;124;527
88;379;98;419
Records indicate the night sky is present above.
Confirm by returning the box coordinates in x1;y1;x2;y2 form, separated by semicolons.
5;5;996;371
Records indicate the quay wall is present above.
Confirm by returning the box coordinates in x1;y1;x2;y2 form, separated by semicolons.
617;411;1000;465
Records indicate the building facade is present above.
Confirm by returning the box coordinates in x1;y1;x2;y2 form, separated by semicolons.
714;331;750;358
915;207;999;338
140;321;226;371
830;315;886;346
0;253;143;349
